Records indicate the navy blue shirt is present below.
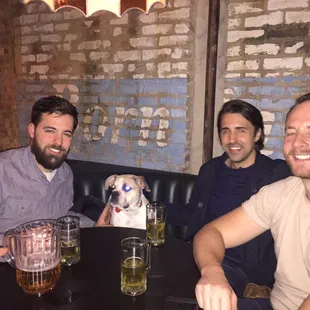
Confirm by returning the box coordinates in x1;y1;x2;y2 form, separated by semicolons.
207;161;256;263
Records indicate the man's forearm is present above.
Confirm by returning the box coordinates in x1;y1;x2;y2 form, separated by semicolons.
299;295;310;309
193;224;226;276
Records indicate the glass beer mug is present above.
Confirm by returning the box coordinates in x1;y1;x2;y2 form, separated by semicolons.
4;220;61;296
121;237;150;296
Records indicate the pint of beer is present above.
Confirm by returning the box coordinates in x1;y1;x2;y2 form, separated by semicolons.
121;237;150;296
146;202;166;246
57;215;81;266
4;220;61;296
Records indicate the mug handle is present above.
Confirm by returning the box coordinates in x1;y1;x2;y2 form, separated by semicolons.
3;230;16;268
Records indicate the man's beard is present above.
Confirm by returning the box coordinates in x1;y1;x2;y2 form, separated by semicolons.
30;138;69;171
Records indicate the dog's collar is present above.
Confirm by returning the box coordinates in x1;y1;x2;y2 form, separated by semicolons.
115;201;143;213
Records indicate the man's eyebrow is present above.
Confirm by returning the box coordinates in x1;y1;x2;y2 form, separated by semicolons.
43;126;73;134
220;126;247;131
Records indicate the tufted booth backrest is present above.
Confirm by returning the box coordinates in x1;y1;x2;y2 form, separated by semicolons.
67;159;197;240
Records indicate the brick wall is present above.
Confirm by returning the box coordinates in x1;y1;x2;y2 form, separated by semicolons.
11;0;194;172
0;0;18;151
223;0;310;159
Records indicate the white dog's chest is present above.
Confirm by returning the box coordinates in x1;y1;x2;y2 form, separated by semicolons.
111;205;146;230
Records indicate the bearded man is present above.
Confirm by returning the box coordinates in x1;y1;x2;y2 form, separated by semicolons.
0;96;94;244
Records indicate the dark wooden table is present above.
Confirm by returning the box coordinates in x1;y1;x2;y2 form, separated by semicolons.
0;227;200;310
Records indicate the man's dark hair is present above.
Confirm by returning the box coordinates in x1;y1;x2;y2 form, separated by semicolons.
31;96;78;131
217;99;265;151
286;92;310;122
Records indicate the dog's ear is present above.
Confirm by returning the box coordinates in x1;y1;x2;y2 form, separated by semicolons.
105;175;118;190
134;176;151;192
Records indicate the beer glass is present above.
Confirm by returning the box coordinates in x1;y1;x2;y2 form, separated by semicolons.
57;215;80;266
121;237;150;296
146;202;166;246
4;220;61;296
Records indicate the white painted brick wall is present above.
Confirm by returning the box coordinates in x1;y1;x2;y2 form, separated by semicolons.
41;34;61;43
174;0;191;7
245;11;283;28
285;11;310;24
142;48;171;61
55;23;69;31
130;37;157;48
228;30;264;43
268;0;308;11
113;27;122;36
245;44;280;55
89;52;110;61
284;42;304;54
159;8;190;20
36;54;51;62
159;35;190;46
114;51;142;62
228;3;263;16
263;57;303;70
29;65;49;74
139;12;158;24
69;53;86;62
228;18;241;30
110;15;128;25
21;54;35;64
227;60;259;71
175;23;190;34
78;40;102;50
227;46;241;57
142;24;172;35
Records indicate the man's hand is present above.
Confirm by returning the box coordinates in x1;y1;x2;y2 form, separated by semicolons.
0;247;8;257
95;204;113;227
195;267;237;310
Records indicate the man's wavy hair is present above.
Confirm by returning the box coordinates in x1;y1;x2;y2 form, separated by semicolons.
31;96;78;131
285;92;310;122
217;99;265;151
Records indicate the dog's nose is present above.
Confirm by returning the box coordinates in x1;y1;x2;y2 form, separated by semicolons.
111;191;120;199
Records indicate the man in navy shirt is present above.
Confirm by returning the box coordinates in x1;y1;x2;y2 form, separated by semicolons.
169;99;291;296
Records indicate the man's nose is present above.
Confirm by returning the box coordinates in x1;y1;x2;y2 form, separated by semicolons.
228;132;236;143
53;134;63;145
292;133;307;149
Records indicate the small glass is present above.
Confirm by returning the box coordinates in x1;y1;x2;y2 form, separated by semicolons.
146;202;166;246
121;237;150;296
57;215;80;266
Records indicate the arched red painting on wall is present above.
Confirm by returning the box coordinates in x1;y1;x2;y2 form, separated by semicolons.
22;0;167;17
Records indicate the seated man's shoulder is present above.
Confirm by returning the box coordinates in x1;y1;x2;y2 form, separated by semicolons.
0;147;23;165
258;154;291;177
199;155;224;172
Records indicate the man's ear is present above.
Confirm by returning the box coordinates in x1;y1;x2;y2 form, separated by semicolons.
254;128;262;142
28;123;35;139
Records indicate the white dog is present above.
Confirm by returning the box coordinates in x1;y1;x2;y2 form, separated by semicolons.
104;174;150;229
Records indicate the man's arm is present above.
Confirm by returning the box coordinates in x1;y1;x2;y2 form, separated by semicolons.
194;206;267;310
299;295;310;309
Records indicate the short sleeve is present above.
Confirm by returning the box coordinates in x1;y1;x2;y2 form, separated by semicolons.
242;178;288;230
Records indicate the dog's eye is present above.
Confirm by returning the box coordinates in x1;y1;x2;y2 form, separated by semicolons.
123;184;132;192
110;185;115;189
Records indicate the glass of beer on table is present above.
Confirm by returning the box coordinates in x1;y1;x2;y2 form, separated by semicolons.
4;219;61;296
121;237;150;296
57;215;80;266
146;202;166;246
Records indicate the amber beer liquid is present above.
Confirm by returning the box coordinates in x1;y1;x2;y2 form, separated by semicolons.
147;220;165;246
121;257;147;296
61;239;80;266
16;263;61;296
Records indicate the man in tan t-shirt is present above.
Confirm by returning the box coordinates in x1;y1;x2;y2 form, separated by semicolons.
193;92;310;310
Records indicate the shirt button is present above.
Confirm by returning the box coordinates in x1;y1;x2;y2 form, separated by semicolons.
198;202;203;208
21;207;25;210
